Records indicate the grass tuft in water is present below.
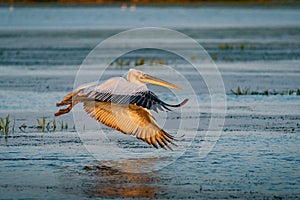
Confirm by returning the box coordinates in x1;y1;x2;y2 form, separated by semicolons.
231;87;300;96
240;44;245;50
158;60;165;65
65;122;68;130
0;115;11;136
117;59;124;67
211;53;218;61
0;117;4;133
37;117;46;132
219;43;233;50
135;58;145;66
53;118;57;131
12;118;15;134
231;86;250;95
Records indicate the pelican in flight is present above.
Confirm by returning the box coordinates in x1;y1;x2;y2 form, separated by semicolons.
55;69;188;150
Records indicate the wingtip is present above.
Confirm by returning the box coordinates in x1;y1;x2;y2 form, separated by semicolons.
180;99;189;107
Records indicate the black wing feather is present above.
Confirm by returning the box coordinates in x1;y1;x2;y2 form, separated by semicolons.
87;90;188;112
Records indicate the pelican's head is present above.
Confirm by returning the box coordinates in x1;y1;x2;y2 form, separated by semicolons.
127;68;182;89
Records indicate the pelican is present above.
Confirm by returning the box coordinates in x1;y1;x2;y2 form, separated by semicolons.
55;69;188;150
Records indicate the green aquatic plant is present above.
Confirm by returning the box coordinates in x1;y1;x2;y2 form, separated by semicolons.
231;86;250;95
135;58;145;66
263;90;269;96
61;121;64;131
0;117;4;133
240;44;245;50
149;59;155;66
5;115;10;135
65;122;68;130
53;118;57;131
230;87;300;96
59;121;68;130
218;43;233;50
158;60;165;65
0;115;11;135
211;53;218;61
288;90;294;95
12;118;15;134
117;59;124;67
125;61;131;66
37;117;46;132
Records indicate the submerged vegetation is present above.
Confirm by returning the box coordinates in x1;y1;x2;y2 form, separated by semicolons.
0;115;72;136
110;58;168;68
231;87;300;96
0;115;10;136
218;43;255;51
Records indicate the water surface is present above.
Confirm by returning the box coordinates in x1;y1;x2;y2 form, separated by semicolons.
0;6;300;199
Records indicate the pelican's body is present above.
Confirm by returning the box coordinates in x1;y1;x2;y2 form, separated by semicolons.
55;69;188;149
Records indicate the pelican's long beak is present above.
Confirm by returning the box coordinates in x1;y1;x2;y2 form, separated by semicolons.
140;74;182;90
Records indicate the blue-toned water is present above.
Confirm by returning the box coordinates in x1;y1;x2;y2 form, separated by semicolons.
0;5;300;199
1;6;300;29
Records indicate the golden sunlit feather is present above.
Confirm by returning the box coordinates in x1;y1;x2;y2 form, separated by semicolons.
83;101;174;149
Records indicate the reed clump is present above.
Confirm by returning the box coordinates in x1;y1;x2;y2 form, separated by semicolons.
18;117;68;133
231;87;300;96
110;58;168;67
37;117;46;132
0;115;10;136
60;121;68;131
231;86;250;95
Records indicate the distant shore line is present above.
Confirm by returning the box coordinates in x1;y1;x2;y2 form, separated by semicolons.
1;0;300;7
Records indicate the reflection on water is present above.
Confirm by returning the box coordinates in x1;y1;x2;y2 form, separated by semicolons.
82;158;163;198
101;157;169;173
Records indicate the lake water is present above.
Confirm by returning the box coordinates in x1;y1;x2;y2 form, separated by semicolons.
0;5;300;199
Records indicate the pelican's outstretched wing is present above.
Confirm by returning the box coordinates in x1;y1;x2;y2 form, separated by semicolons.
83;101;176;150
86;77;188;112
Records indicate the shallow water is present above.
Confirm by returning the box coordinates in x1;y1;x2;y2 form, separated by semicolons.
0;5;300;199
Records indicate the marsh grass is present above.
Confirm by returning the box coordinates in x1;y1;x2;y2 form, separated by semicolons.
231;87;300;96
53;118;57;131
0;115;10;136
37;117;46;132
211;53;218;61
231;86;250;95
135;58;145;66
218;43;233;50
218;43;254;51
16;117;67;133
12;118;15;134
60;121;68;131
0;118;4;133
110;58;169;67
